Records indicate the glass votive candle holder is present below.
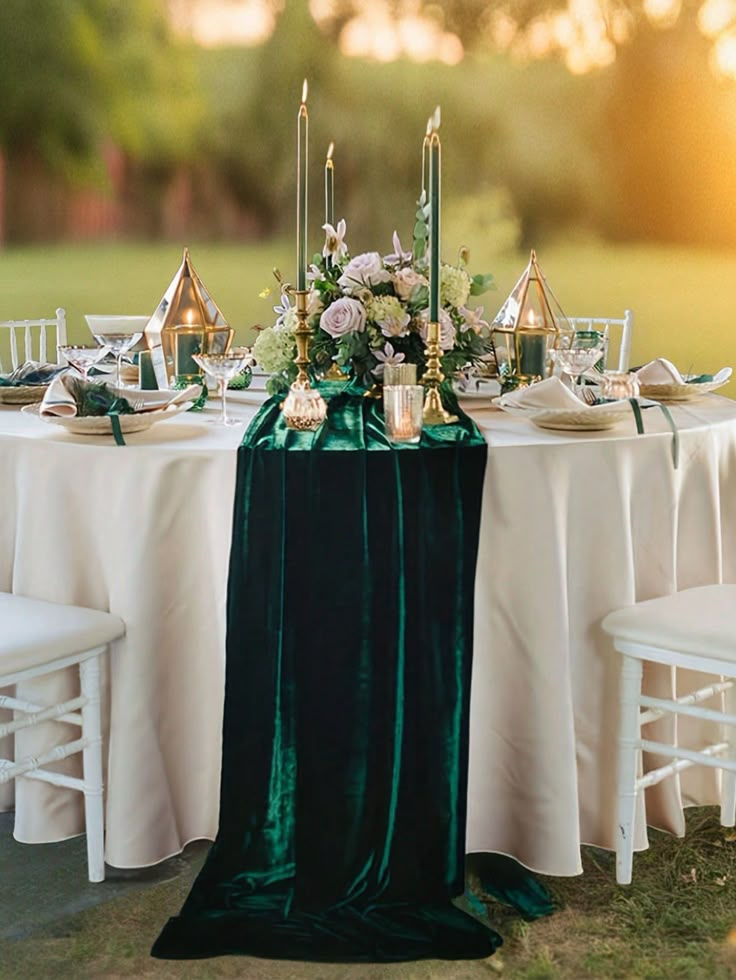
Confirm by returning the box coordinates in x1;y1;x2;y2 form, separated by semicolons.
282;386;327;431
384;384;424;444
384;363;417;386
600;370;640;400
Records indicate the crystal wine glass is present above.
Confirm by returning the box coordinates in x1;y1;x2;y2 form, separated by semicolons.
57;345;110;383
551;344;606;400
91;332;143;391
192;347;253;426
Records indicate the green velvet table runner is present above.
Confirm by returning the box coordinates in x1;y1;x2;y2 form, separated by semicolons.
153;387;503;961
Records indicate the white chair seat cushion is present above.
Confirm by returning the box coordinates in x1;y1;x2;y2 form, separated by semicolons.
0;593;125;676
602;585;736;662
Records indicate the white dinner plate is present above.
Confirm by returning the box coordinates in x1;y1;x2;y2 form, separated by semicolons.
493;399;633;431
21;401;193;435
637;379;729;402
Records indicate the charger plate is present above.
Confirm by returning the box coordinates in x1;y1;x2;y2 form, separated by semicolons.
21;401;193;435
0;384;49;406
637;378;728;402
492;399;633;431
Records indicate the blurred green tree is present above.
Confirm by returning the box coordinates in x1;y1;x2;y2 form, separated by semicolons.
0;0;201;177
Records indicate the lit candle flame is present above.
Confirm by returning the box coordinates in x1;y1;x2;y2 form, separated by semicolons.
432;105;441;131
326;141;334;161
301;78;308;105
425;117;432;138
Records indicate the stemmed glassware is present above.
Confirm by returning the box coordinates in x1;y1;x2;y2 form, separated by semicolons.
90;332;143;391
551;343;606;400
192;347;253;426
57;345;110;383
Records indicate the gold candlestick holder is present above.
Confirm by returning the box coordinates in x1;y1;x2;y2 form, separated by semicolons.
282;289;327;431
420;320;458;425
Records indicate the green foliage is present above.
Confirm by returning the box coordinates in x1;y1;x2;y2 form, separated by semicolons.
0;0;202;178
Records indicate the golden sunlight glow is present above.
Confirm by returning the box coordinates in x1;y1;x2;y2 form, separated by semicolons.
332;0;464;64
171;0;736;82
643;0;682;27
712;29;736;76
698;0;736;37
171;0;274;47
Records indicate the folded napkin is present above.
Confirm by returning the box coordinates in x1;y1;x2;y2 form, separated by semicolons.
0;360;67;387
498;376;587;411
40;376;201;419
636;358;732;386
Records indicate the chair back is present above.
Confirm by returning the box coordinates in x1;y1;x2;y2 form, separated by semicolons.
568;310;634;373
0;308;67;373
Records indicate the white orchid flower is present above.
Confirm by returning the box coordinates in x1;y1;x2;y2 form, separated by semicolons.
372;341;406;378
459;305;490;334
322;219;348;262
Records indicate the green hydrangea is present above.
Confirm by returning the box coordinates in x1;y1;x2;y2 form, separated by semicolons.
440;264;472;309
252;326;296;374
366;294;410;338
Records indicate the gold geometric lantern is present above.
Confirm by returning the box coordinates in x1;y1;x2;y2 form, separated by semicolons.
490;249;573;386
144;248;233;389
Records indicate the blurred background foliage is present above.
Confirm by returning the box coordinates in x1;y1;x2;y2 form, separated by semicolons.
0;0;734;391
1;0;736;249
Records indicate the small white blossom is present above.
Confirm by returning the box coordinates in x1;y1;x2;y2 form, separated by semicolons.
273;292;292;329
383;231;413;267
372;342;406;378
459;305;489;334
322;219;348;262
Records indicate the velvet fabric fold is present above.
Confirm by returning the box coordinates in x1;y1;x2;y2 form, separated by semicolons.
153;386;501;961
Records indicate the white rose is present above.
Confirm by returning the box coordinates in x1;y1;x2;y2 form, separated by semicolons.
418;308;456;352
393;267;427;301
337;252;391;295
319;297;366;339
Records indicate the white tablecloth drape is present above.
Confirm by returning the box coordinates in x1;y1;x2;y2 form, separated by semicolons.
1;392;735;874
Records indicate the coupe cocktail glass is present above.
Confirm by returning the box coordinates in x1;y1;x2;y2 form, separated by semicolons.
57;345;110;383
192;347;253;426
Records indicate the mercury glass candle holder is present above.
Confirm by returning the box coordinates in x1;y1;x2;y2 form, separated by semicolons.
384;363;417;386
384;384;424;444
600;371;640;400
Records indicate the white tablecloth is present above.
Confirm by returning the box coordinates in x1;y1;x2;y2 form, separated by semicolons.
2;391;735;874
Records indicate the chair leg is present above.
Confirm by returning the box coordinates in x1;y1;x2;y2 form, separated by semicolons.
79;654;105;882
617;653;643;884
721;681;736;828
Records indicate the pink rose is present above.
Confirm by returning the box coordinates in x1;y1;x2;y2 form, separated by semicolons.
319;297;366;339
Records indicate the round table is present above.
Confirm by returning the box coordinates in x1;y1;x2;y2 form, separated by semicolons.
1;391;735;874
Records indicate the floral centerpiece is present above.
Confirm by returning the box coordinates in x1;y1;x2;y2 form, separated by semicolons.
253;212;496;396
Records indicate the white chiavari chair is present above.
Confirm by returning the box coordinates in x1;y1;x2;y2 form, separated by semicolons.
0;593;124;882
0;308;67;373
602;585;736;884
568;310;634;373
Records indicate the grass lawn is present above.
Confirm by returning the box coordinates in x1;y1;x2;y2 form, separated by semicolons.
0;238;734;397
2;809;736;979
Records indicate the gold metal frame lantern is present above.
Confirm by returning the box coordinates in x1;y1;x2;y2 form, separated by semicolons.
491;250;573;385
144;248;233;389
